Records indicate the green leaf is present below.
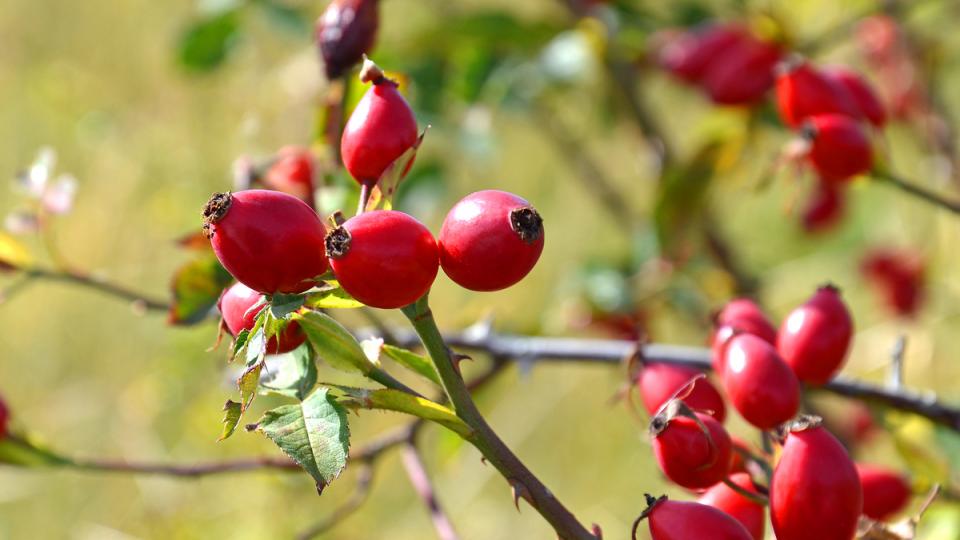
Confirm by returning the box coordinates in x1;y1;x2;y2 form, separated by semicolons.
294;310;373;374
270;293;305;319
218;400;243;441
168;255;233;325
260;346;317;400
364;129;428;212
0;233;32;272
177;9;242;72
0;435;71;467
256;388;350;491
238;361;264;410
381;344;441;386
335;386;473;439
305;284;363;309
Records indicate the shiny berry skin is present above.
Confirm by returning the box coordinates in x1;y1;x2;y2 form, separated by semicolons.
824;67;887;127
857;464;911;521
638;363;726;422
326;210;439;309
202;190;328;295
651;411;732;489
861;248;925;317
804;113;873;183
777;285;854;384
703;38;782;106
723;334;800;430
776;60;863;127
698;472;765;540
658;24;747;83
316;0;379;80
263;146;315;204
710;298;777;372
643;496;753;540
438;190;544;292
219;282;306;354
341;75;418;185
771;421;862;540
0;396;9;440
802;180;846;233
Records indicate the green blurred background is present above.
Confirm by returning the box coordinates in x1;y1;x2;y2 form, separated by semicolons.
3;0;960;538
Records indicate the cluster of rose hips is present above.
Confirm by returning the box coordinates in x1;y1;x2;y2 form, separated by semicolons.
633;288;913;539
860;247;926;318
205;58;544;347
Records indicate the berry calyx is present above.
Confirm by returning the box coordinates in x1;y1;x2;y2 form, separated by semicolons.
723;334;800;430
202;190;329;295
777;284;854;385
219;282;306;354
263;146;316;205
802;113;873;183
326;210;439;309
636;494;753;540
857;464;912;521
637;362;726;422
340;58;418;185
650;404;732;489
698;472;766;540
316;0;379;80
771;418;862;540
775;59;863;127
438;190;545;292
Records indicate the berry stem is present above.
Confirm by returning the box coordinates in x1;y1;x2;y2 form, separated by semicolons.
721;476;769;506
401;295;595;540
357;179;375;215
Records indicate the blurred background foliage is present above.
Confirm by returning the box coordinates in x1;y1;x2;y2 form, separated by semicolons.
3;0;960;538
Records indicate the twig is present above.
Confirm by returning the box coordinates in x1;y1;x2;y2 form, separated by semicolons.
20;267;170;312
889;335;907;391
296;463;375;540
873;170;960;214
401;442;461;540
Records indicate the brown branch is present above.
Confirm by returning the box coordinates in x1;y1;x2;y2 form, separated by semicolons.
401;442;461;540
873;170;960;214
296;463;375;540
13;266;170;312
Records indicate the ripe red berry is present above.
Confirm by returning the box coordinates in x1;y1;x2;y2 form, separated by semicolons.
776;60;863;127
202;190;329;295
640;495;753;540
651;409;732;489
658;24;747;83
702;38;782;106
341;63;418;185
711;298;776;372
861;248;925;317
771;419;862;540
698;472;766;540
857;464;911;521
0;396;9;440
219;282;306;354
823;67;887;127
777;285;854;384
803;113;873;182
438;190;544;292
326;210;439;309
637;362;726;422
316;0;379;80
263;146;315;205
802;180;846;233
729;436;754;474
722;334;800;430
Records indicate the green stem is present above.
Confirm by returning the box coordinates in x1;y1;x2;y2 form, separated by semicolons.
401;295;594;540
367;367;423;398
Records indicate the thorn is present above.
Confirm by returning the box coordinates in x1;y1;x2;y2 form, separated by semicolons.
480;456;487;466
510;480;531;512
591;524;603;539
464;311;495;342
244;423;259;432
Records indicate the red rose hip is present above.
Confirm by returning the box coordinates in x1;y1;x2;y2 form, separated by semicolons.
316;0;379;80
438;190;545;291
263;146;316;204
777;284;854;384
776;60;863;127
202;190;328;295
326;210;439;309
823;67;887;127
637;362;726;422
657;23;747;83
219;282;306;354
341;60;418;185
651;408;732;489
804;113;873;182
711;298;776;373
771;418;862;540
723;333;800;430
698;472;766;540
703;38;782;106
638;495;752;540
0;395;9;440
802;180;846;233
857;464;911;521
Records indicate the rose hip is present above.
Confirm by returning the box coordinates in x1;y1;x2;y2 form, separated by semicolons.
219;282;306;354
651;408;732;489
638;362;726;422
777;285;854;384
723;334;800;430
698;472;765;540
857;464;912;521
639;495;753;540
